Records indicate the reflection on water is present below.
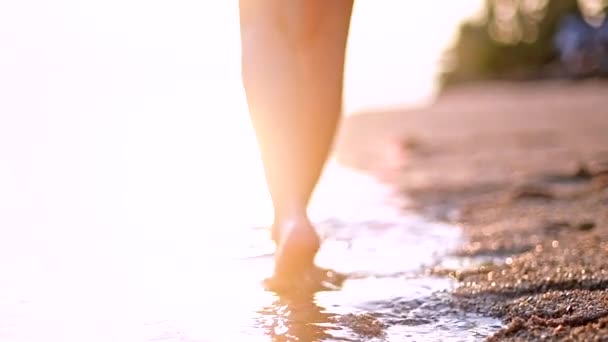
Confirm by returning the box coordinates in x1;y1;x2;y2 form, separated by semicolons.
0;163;501;342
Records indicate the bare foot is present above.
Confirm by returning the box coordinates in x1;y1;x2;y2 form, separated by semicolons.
265;220;347;294
272;218;320;277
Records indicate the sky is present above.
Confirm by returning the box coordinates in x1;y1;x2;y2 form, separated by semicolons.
0;0;484;235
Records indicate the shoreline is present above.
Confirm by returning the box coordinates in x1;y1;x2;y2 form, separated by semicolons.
335;80;608;340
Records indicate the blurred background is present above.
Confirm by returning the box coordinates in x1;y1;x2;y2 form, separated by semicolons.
441;0;608;87
2;0;606;233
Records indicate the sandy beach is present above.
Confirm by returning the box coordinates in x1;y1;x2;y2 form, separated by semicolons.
336;80;608;340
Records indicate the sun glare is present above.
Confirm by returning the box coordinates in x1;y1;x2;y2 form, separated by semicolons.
0;0;486;340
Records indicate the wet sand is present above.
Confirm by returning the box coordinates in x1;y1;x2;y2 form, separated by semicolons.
336;80;608;340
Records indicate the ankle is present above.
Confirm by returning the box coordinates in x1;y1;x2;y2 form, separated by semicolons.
273;205;308;226
271;209;313;242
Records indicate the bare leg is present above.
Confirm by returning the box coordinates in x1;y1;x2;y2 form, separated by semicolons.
239;0;353;276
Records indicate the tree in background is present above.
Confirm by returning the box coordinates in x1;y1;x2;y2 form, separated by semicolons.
440;0;608;89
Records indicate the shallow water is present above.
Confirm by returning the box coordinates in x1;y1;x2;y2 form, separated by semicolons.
0;163;501;342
